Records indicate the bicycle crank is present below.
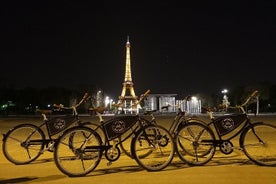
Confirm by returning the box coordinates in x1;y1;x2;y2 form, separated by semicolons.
105;146;120;162
219;141;234;154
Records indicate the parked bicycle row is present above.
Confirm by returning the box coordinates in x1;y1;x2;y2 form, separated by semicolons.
2;90;276;177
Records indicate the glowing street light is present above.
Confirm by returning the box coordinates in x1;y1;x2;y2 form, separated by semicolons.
221;89;230;112
105;96;110;107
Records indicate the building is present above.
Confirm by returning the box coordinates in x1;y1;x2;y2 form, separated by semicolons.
144;94;202;114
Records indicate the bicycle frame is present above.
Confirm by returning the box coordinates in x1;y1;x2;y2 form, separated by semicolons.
87;107;153;162
202;90;261;153
206;113;252;147
2;93;92;165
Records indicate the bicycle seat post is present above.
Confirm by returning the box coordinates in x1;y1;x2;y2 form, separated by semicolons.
72;106;77;116
42;113;47;121
95;111;104;123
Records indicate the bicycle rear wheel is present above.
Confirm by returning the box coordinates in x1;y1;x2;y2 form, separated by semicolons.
175;122;216;166
54;126;103;177
2;124;45;165
131;125;174;171
241;122;276;166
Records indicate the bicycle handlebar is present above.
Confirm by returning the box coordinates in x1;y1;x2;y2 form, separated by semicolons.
203;90;259;117
240;90;259;107
53;92;90;110
136;89;151;105
228;90;259;109
180;95;191;105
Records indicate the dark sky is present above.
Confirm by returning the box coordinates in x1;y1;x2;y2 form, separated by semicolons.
1;0;275;100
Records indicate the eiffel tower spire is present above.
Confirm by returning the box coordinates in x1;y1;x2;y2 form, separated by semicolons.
124;36;132;82
117;36;138;113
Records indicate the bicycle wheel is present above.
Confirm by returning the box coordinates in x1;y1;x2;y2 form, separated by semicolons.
54;126;103;177
240;122;276;166
119;118;153;158
82;122;105;142
118;127;136;158
131;125;175;171
175;122;215;166
2;124;45;165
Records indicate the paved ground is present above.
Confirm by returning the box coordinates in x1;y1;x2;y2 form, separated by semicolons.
0;114;275;184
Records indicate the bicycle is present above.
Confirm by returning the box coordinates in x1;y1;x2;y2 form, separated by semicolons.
142;96;209;159
116;108;158;158
174;90;276;166
53;90;175;177
2;93;98;165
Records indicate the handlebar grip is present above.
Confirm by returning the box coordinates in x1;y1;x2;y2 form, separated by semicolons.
82;93;89;100
250;90;259;98
144;89;151;97
131;89;151;106
139;89;151;102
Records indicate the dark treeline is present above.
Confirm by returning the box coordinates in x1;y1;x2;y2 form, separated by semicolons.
0;85;100;115
201;83;276;113
0;82;276;115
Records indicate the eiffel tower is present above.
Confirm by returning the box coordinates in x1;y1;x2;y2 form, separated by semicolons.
117;36;139;113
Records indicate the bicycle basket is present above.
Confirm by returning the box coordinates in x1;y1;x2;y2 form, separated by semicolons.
103;116;138;141
46;115;77;136
213;114;247;136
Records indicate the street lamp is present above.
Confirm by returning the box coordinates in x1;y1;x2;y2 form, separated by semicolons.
96;91;103;107
105;96;110;107
221;89;229;112
109;99;113;109
221;89;228;95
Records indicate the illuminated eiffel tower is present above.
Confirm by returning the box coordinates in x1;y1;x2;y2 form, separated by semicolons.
117;36;138;113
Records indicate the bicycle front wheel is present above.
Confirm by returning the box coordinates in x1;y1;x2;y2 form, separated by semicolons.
119;118;153;158
54;126;103;177
175;122;216;166
241;122;276;166
131;125;175;171
2;124;45;165
82;122;105;143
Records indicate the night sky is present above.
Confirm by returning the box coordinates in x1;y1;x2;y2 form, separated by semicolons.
1;1;275;100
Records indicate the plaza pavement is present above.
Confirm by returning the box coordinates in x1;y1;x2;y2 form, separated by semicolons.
0;114;275;184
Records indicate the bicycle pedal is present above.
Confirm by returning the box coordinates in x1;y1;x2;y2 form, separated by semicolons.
107;161;112;166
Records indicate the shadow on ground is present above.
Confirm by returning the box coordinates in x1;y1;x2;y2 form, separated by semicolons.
0;177;37;184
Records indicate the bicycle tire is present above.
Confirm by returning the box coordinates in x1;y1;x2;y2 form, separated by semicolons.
81;121;105;142
131;125;175;171
118;127;136;158
68;122;104;154
2;123;45;165
119;117;154;158
240;122;276;166
175;122;216;166
54;126;103;177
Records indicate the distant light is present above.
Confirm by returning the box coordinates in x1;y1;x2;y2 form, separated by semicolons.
105;96;110;107
221;89;228;94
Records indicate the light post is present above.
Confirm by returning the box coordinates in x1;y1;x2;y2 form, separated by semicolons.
104;96;114;113
221;89;229;112
96;91;103;107
109;99;113;109
105;96;110;107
